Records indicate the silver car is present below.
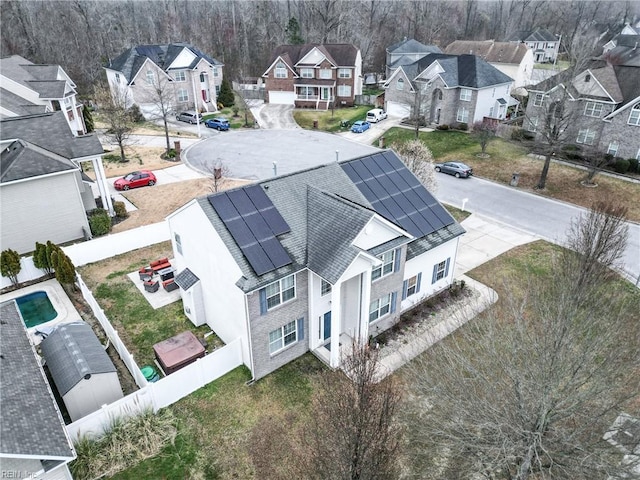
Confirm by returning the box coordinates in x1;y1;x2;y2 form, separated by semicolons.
176;111;203;124
434;161;473;178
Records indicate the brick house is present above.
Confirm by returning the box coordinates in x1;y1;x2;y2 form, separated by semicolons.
262;44;362;109
167;151;464;380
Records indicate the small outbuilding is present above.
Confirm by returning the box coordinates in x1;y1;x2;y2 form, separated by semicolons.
40;322;123;422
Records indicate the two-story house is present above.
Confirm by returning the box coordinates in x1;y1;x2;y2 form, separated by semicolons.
525;58;640;161
507;27;560;63
385;38;443;78
0;55;87;136
167;151;465;380
262;43;362;109
104;43;224;118
444;40;534;93
383;53;515;124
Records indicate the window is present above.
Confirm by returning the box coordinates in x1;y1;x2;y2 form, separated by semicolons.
298;86;314;98
174;71;186;82
396;78;404;90
321;280;332;296
431;258;450;284
372;250;395;281
264;274;295;310
300;68;314;78
584;102;603;117
212;67;219;77
628;103;640;126
402;273;422;300
175;233;182;255
200;73;206;83
269;320;297;354
636;148;640;160
337;85;351;97
369;294;391;322
584;74;591;82
338;68;351;78
177;89;188;102
145;70;155;84
533;93;544;107
456;106;469;123
527;117;538;132
319;69;332;79
115;73;121;83
275;62;287;78
460;88;472;101
576;129;595;145
607;141;619;156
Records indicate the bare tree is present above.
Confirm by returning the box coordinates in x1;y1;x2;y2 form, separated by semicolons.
96;84;135;162
203;159;233;193
395;139;438;194
140;73;176;155
471;120;497;156
404;201;638;480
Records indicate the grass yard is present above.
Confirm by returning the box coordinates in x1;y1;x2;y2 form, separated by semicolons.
293;104;373;132
383;128;640;222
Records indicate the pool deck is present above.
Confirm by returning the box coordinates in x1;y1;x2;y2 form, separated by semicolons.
0;279;83;344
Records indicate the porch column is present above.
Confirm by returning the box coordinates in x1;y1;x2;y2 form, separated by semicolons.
358;269;372;344
329;281;342;368
92;157;114;216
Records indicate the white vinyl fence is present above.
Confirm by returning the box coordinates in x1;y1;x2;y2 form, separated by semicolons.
0;256;43;289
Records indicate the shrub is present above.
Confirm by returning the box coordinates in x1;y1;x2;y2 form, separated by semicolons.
113;201;128;219
613;157;630;174
627;158;639;174
436;124;449;131
88;208;111;236
162;148;177;159
217;79;235;107
51;248;76;286
33;242;53;274
128;104;145;123
457;122;468;131
1;249;22;285
511;128;526;141
561;145;584;161
232;106;240;117
103;153;127;163
217;101;224;110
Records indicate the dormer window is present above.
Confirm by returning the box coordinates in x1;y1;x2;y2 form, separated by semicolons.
275;62;287;79
145;70;155;84
397;77;404;90
584;74;591;82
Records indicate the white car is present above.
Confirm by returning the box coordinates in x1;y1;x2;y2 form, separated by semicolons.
366;108;388;123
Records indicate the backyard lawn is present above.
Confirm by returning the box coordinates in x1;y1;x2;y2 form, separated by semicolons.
383;128;640;222
293;104;373;132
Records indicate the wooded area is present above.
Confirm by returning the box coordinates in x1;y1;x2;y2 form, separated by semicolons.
1;0;638;95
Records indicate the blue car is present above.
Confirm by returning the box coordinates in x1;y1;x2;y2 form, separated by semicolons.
205;117;230;131
351;120;371;133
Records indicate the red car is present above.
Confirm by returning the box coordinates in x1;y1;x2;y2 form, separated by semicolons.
114;170;157;191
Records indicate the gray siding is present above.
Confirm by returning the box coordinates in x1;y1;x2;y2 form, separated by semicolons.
247;270;309;380
599;111;640;159
368;246;405;336
1;173;90;253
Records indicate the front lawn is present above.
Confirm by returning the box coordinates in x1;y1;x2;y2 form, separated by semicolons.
293;105;373;132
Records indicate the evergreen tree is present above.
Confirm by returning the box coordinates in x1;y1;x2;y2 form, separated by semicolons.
285;17;304;44
33;242;53;274
82;104;95;132
217;79;234;108
1;249;22;285
51;247;76;287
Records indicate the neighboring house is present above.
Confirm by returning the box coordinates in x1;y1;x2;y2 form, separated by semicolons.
262;43;362;109
383;53;515;124
104;43;224;118
41;322;123;422
168;151;465;380
385;38;443;78
525;58;640;161
507;27;560;63
603;34;640;66
0;112;112;253
0;55;87;136
444;40;534;93
0;301;76;480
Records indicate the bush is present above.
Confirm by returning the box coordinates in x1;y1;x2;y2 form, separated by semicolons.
510;128;527;141
627;158;639;174
436;124;449;130
113;201;128;219
88;208;111;236
103;153;128;163
128;104;145;123
217;79;235;107
217;101;224;110
456;122;468;131
162;148;177;160
613;157;630;174
33;242;53;274
1;249;22;285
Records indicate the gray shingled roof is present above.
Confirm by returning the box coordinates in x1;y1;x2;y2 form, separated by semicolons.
1;139;78;183
106;43;223;83
175;268;200;290
0;88;46;116
387;38;442;55
198;151;463;293
604;35;640;67
507;27;558;43
40;322;117;397
0;301;74;459
0;111;103;159
267;44;359;70
445;40;528;64
0;56;71;100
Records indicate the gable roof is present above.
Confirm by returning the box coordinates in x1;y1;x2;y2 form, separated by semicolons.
508;27;558;43
196;151;463;292
40;322;117;397
266;44;359;71
387;38;442;55
603;35;640;67
0;301;74;459
0;87;48;116
1;139;78;183
0;112;103;160
0;55;71;100
445;40;529;65
106;43;223;83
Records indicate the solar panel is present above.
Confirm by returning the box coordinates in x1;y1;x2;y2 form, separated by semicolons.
260;237;292;269
208;194;239;222
244;184;291;235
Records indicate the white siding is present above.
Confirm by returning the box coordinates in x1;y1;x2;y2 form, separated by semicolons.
63;373;123;422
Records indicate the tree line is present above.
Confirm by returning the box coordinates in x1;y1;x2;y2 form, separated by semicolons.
1;0;638;96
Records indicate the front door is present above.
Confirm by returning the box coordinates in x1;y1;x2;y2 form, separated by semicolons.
321;87;330;101
321;311;331;342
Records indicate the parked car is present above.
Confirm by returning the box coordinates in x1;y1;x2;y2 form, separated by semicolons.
366;108;388;123
114;170;157;191
176;111;203;124
205;117;230;131
434;162;473;178
351;120;371;133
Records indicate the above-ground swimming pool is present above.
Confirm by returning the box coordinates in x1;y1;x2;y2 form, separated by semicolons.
15;290;58;328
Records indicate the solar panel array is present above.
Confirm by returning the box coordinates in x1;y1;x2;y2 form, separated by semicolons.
208;185;292;276
341;152;454;238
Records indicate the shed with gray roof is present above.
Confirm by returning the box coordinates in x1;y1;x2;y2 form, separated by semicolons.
40;322;123;422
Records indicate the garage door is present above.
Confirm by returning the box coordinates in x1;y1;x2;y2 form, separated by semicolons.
268;91;295;105
385;101;411;119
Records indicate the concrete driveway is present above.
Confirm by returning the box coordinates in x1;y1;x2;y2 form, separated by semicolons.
337;116;404;146
248;101;298;129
